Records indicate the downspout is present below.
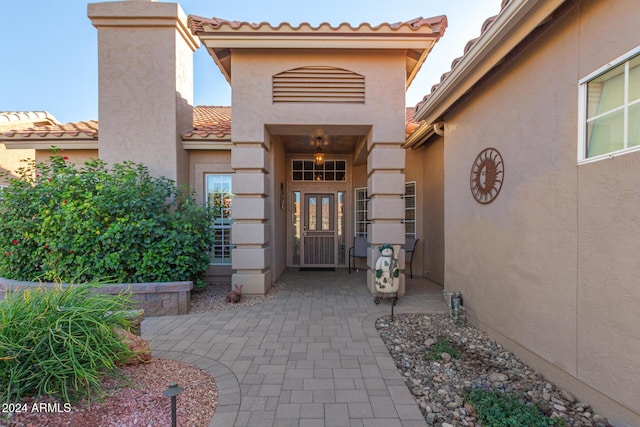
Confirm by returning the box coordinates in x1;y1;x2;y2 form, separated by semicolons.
433;122;445;136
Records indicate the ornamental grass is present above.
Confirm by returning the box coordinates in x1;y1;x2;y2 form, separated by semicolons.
0;283;136;403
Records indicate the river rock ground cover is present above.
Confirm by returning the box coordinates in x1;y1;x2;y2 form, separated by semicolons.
376;313;612;427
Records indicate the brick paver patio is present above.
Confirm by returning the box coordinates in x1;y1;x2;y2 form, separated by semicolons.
142;269;448;427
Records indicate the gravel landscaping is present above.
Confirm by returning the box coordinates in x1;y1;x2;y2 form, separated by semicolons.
3;358;217;427
376;313;613;427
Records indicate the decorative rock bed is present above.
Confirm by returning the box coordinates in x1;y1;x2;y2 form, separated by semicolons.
376;313;612;427
0;277;192;316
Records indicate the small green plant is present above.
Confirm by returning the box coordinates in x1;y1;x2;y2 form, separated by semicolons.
464;387;565;427
0;152;214;288
0;283;136;403
426;335;462;361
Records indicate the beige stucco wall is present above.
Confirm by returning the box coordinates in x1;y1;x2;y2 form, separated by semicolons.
0;145;34;186
440;0;639;424
405;137;445;284
89;1;196;185
231;50;406;143
35;149;98;166
270;137;287;280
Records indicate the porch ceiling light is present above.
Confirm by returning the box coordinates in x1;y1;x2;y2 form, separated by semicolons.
314;146;325;166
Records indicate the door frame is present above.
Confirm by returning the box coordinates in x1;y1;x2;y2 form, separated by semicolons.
286;154;352;268
301;193;336;267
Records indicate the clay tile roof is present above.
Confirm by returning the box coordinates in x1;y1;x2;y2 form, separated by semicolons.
414;0;512;111
188;15;447;35
1;120;99;139
405;107;420;135
0;111;59;131
183;106;231;139
0;106;232;142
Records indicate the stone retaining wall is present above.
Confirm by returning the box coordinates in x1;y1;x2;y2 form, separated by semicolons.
0;277;192;316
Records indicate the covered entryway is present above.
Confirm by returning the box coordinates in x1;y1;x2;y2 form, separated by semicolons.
188;14;446;293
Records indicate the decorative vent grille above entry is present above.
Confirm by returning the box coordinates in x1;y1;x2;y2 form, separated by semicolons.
273;66;365;104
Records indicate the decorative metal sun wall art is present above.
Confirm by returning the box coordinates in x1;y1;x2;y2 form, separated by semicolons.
470;147;504;204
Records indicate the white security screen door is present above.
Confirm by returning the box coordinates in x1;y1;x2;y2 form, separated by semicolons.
302;193;335;266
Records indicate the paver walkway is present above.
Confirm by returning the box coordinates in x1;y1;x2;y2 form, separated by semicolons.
142;269;448;427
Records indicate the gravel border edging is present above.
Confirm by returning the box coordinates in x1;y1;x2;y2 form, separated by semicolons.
151;350;240;427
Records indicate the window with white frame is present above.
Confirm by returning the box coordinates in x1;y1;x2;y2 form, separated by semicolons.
403;182;416;238
580;47;640;160
292;159;346;181
354;183;416;238
206;174;233;265
354;187;369;237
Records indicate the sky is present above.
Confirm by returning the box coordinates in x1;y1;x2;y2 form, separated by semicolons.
0;0;501;124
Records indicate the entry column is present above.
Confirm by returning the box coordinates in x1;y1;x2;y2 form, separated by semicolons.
366;145;406;295
231;143;272;294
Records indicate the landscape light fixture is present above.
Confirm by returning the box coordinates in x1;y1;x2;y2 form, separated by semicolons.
164;381;184;427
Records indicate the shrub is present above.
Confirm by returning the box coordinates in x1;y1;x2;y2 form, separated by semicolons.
464;387;564;427
426;335;462;361
0;283;136;402
0;153;214;288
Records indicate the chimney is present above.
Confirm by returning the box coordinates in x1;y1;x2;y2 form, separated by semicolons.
88;0;199;184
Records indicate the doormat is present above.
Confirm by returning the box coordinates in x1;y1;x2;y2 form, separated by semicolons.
299;267;336;272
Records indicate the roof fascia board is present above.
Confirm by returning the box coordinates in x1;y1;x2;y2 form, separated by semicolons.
199;37;438;50
2;140;98;150
406;46;433;88
208;47;232;83
414;0;567;124
182;140;232;150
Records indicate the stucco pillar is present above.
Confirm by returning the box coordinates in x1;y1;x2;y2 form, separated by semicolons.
88;0;199;185
231;144;272;294
366;144;406;295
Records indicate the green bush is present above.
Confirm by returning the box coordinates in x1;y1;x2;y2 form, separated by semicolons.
0;283;136;402
426;335;462;361
0;153;214;288
464;387;564;427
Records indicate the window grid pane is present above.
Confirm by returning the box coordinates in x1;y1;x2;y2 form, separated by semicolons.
587;65;624;119
629;102;640;148
206;174;233;265
321;197;330;230
403;182;417;238
308;197;317;231
583;51;640;159
292;191;301;265
292;159;347;181
628;55;640;102
354;187;369;237
587;110;625;157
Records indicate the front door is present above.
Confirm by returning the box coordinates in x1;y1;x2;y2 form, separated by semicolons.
302;193;335;266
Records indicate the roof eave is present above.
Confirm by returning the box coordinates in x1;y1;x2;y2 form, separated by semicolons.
414;0;567;124
191;15;447;87
1;138;98;151
181;135;232;150
403;121;445;150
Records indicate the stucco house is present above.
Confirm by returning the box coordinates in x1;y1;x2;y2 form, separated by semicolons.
1;0;447;297
1;0;638;424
